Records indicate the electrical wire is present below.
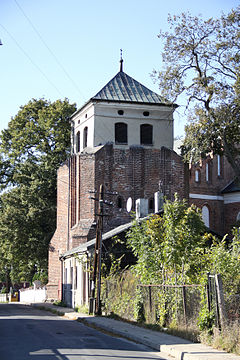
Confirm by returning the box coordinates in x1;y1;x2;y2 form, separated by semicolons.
0;23;64;97
14;0;86;102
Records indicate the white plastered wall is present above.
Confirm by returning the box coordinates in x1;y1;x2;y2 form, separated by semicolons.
71;101;174;153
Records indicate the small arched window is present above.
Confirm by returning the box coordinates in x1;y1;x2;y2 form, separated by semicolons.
149;198;154;213
83;127;88;148
195;169;200;183
206;162;209;182
236;212;240;223
76;131;80;153
140;124;153;145
202;205;210;228
217;155;221;177
117;196;123;209
115;122;128;144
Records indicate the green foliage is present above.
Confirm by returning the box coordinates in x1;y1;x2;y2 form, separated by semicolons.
74;304;89;314
0;286;7;294
198;307;215;335
152;7;240;178
32;271;48;285
53;300;67;307
127;195;206;285
134;287;145;323
204;230;240;294
0;98;76;283
126;196;240;336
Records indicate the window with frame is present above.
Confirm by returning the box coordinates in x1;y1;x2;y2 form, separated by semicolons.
149;197;154;213
115;122;128;144
76;131;80;153
140;124;153;145
117;196;123;209
195;169;200;183
202;205;210;228
217;155;221;177
83;127;88;148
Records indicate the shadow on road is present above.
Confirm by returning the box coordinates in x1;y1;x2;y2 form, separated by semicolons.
0;303;161;360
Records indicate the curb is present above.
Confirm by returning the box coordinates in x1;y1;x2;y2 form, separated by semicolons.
25;303;240;360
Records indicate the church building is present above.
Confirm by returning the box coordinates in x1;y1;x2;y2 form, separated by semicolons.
47;59;188;305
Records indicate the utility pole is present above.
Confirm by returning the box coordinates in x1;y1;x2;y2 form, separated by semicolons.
89;184;104;315
89;185;116;315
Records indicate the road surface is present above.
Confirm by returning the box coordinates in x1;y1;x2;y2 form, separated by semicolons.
0;303;167;360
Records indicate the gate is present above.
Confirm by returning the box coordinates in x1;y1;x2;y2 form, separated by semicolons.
206;273;227;329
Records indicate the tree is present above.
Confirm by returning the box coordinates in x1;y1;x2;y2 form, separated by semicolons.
152;7;240;179
126;195;206;285
0;98;76;284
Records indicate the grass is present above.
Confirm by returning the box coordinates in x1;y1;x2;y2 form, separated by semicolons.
106;312;200;343
74;304;89;314
200;321;240;356
53;300;67;307
36;305;64;317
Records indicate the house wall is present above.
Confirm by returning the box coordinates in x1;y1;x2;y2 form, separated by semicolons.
68;144;188;248
71;102;174;153
47;144;188;301
62;255;89;308
189;154;239;235
47;162;69;300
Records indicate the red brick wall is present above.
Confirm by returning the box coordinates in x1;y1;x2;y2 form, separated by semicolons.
47;162;69;300
93;144;188;232
224;202;240;236
47;144;188;299
189;155;237;235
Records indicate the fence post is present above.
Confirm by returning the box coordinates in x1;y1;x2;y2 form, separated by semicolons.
182;285;187;326
215;274;227;328
148;285;152;313
206;272;211;312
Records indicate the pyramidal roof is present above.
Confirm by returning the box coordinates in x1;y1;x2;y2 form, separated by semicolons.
91;70;168;105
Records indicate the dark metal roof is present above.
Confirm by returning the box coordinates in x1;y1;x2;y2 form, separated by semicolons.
91;71;168;105
61;221;133;258
221;179;240;194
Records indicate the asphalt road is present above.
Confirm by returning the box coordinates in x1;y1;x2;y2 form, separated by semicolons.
0;303;167;360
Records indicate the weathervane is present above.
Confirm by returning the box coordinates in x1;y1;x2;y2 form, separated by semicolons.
120;48;123;72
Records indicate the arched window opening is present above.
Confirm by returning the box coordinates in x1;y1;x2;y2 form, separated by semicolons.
83;127;88;148
206;162;209;182
217;155;221;177
195;169;200;183
149;198;154;213
117;196;123;209
140;124;153;145
236;212;240;223
115;122;128;144
202;205;210;228
76;131;80;153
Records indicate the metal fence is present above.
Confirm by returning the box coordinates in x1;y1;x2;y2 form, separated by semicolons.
138;284;202;327
101;272;239;330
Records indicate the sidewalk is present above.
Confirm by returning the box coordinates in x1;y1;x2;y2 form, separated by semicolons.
26;302;240;360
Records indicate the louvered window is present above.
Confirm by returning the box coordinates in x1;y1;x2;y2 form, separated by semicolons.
115;122;128;144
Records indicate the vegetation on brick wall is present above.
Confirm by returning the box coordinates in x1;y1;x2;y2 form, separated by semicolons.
102;196;240;350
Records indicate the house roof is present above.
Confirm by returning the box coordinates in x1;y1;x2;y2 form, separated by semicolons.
61;221;133;259
91;70;169;105
70;65;177;119
221;179;240;194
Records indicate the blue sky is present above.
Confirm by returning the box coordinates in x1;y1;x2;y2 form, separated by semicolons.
0;0;239;137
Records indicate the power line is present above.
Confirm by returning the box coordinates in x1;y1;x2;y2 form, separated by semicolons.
14;0;86;102
0;23;64;97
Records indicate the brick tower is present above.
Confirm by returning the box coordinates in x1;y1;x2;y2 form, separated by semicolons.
47;60;188;300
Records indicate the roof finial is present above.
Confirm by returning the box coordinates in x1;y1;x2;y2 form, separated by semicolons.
120;49;123;72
